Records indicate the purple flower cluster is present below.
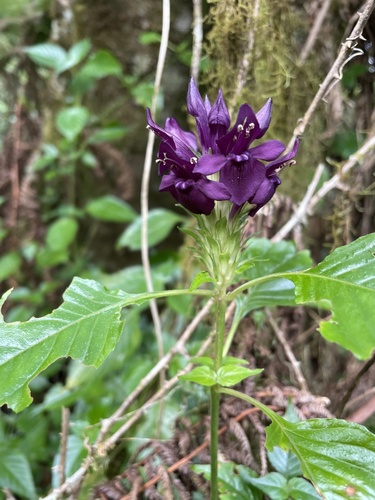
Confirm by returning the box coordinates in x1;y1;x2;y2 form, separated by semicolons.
147;78;299;216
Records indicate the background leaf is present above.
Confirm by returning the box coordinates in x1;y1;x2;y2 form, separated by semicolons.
0;449;37;499
45;217;79;251
239;239;312;309
57;39;91;73
283;233;375;359
0;251;22;281
116;209;185;250
268;446;302;479
244;472;288;500
56;106;90;141
85;195;137;223
24;43;67;70
0;278;129;412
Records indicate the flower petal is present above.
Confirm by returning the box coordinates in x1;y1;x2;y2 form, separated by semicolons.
194;154;228;175
255;98;272;139
146;108;175;147
250;140;285;161
266;138;299;174
217;104;260;156
157;142;195;175
187;77;211;152
248;175;281;216
209;89;230;130
165;117;198;151
173;182;215;215
196;178;231;200
220;157;266;206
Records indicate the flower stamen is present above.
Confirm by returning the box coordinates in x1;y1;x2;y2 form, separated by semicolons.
245;123;255;137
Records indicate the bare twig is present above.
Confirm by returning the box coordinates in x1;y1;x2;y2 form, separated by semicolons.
191;0;203;82
337;351;375;417
42;299;213;499
265;309;309;392
292;0;375;141
58;407;70;490
104;332;213;451
307;133;375;214
272;163;325;242
2;489;16;500
97;299;213;443
299;0;333;64
9;103;22;229
140;0;170;388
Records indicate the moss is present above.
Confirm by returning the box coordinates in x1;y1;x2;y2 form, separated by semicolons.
203;0;326;199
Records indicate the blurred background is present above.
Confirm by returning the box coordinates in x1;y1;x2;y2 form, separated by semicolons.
0;0;374;497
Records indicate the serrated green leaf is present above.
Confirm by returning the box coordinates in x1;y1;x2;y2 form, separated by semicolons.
179;366;216;386
189;271;215;291
222;388;375;500
45;217;78;251
284;233;375;359
0;278;129;411
56;106;90;141
216;366;262;387
24;43;67;70
0;449;37;499
117;209;184;250
245;472;288;500
85;195;137;223
267;418;375;499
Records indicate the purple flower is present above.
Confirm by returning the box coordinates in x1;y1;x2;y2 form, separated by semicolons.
146;78;299;216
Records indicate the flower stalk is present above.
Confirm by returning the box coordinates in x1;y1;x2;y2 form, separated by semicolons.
210;284;227;499
146;77;300;498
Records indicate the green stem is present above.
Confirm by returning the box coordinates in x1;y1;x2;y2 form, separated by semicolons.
210;287;227;500
210;384;220;500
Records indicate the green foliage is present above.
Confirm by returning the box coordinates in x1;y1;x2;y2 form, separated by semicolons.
56;106;90;141
238;237;312;308
180;357;262;387
0;449;37;499
223;388;375;499
193;462;262;499
285;233;375;359
85;195;137;223
0;252;22;281
23;40;91;74
0;278;128;412
117;209;185;250
245;472;320;500
233;234;375;359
